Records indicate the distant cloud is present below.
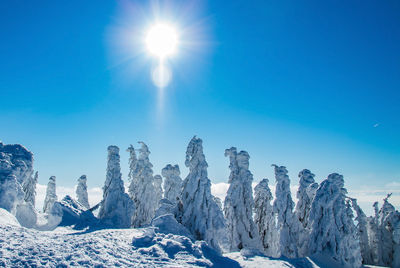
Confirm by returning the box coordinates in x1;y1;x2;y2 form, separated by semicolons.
373;123;380;128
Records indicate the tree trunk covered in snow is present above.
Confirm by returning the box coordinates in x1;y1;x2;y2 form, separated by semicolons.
76;175;90;209
43;176;57;214
223;147;260;251
162;164;182;204
254;178;280;257
309;173;362;267
295;169;317;228
98;146;135;228
180;136;227;252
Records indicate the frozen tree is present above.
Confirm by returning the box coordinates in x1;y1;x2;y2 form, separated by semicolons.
351;198;371;264
129;142;158;227
180;136;226;252
224;147;260;251
295;169;317;228
378;194;400;267
162;164;182;204
22;171;38;207
367;202;382;265
98;146;135;228
254;178;280;257
43;176;57;214
309;173;362;267
272;164;304;258
153;174;163;208
76;175;90;209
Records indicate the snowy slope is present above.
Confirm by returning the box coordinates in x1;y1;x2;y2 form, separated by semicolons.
0;219;327;267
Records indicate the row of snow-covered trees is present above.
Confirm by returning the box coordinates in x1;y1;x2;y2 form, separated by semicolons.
1;138;399;267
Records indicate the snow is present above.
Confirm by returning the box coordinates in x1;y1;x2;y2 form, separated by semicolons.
162;164;182;204
0;208;20;226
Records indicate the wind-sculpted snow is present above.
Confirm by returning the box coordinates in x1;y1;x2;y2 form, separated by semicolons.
162;164;182;204
98;146;134;228
254;178;280;257
180;136;227;252
224;147;261;251
129;142;161;227
43;176;57;213
0;153;24;213
272;165;304;258
76;175;90;209
309;173;362;267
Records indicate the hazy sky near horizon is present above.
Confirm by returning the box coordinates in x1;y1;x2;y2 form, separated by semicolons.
1;0;399;206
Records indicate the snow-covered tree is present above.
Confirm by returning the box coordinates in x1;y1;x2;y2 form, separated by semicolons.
180;136;226;252
367;202;382;265
378;194;400;267
153;174;163;208
351;198;371;264
309;173;362;267
43;176;57;213
295;169;317;228
129;142;159;227
254;178;279;257
224;147;260;251
161;164;182;204
272;164;304;258
22;171;38;207
76;175;90;209
98;146;135;228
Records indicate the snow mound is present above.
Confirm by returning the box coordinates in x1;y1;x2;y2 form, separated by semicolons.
50;195;97;228
152;214;193;238
0;208;20;226
15;202;37;228
132;228;240;267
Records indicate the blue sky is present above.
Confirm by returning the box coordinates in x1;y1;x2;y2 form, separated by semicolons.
1;0;399;209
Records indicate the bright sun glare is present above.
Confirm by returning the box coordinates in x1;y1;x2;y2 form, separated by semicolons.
146;24;178;58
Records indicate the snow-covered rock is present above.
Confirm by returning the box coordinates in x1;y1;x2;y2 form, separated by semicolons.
224;147;261;251
180;136;227;252
98;145;135;228
309;173;362;267
43;176;57;213
254;178;280;257
162;164;182;204
129;142;160;227
76;175;90;209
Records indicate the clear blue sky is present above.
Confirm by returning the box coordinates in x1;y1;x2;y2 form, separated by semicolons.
1;0;399;197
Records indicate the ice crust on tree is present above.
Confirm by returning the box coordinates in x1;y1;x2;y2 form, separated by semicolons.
309;173;362;267
162;164;182;204
272;164;304;258
98;146;135;228
129;142;160;227
223;147;260;251
43;176;57;214
295;169;317;228
254;178;280;257
23;171;38;207
76;175;90;209
153;174;163;207
179;136;227;252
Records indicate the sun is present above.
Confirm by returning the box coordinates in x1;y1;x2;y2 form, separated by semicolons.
146;23;178;59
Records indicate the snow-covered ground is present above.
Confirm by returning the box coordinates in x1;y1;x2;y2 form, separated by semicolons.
0;208;327;268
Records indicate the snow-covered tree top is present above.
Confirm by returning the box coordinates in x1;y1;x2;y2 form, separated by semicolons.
0;142;33;164
298;169;315;187
255;178;273;200
138;142;151;161
225;147;250;171
185;136;208;170
161;164;180;178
